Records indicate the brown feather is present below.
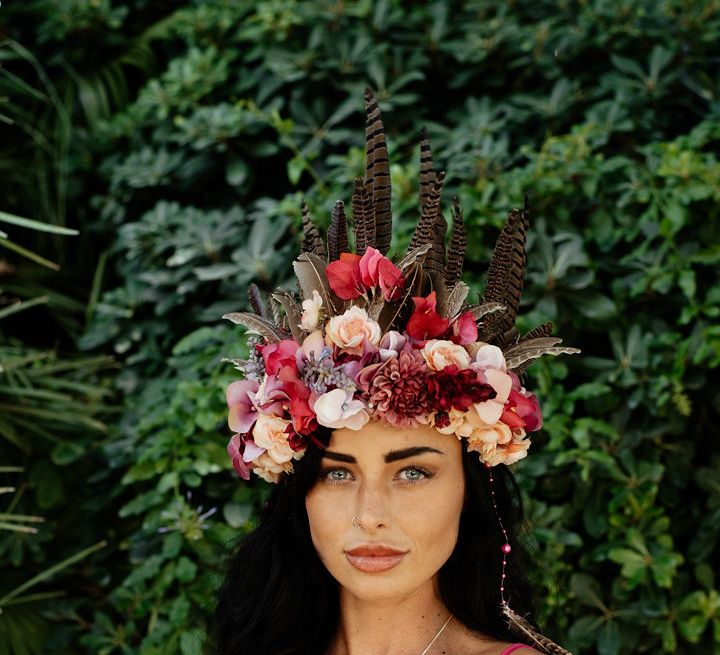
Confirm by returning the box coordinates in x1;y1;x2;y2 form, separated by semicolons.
327;200;349;261
222;312;286;343
502;603;574;655
300;199;327;259
482;203;530;338
418;126;436;212
408;171;447;276
444;282;470;318
293;252;341;315
247;283;267;318
363;179;376;251
395;243;432;272
364;87;392;254
376;262;422;334
271;289;304;342
445;196;468;286
352;177;370;255
520;321;554;342
504;337;581;371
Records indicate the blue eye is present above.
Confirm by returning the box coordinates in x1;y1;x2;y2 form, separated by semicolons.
397;467;431;483
321;468;352;484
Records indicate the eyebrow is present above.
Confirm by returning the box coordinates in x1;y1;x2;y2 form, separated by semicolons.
320;446;445;464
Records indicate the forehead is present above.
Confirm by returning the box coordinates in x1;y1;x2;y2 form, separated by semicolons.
327;421;458;458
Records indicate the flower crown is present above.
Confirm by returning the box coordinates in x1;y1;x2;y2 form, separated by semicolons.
223;89;580;483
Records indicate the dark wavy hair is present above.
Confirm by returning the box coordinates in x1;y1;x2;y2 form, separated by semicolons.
211;441;535;655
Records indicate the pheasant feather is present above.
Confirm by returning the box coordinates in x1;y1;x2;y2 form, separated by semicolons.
327;200;349;261
445;196;468;286
364;87;392;254
300;199;326;258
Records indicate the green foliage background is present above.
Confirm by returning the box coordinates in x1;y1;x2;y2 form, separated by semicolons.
1;1;719;654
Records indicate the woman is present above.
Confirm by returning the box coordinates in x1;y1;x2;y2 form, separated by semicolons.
213;88;578;655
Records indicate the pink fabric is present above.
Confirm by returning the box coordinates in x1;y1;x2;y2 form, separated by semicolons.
499;645;529;655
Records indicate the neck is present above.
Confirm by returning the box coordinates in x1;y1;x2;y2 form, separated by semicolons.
329;580;452;655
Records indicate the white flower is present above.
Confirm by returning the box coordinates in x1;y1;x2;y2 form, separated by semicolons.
314;388;370;430
300;290;323;331
472;343;507;371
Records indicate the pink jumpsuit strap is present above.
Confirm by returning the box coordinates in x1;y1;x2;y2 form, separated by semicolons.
499;645;531;655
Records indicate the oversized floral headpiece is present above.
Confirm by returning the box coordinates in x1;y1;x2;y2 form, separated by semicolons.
223;89;580;483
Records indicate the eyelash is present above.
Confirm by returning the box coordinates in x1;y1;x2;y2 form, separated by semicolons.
319;466;434;485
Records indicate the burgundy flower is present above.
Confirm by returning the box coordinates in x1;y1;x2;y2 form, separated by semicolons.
428;367;497;413
358;348;432;427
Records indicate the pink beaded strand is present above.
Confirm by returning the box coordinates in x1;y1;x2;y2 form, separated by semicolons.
485;463;511;607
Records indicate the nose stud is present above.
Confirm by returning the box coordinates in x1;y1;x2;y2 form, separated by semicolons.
352;515;362;528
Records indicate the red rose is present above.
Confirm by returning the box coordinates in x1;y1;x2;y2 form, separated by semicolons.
406;292;450;340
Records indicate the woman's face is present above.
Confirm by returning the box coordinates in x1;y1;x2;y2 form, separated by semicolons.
305;420;466;602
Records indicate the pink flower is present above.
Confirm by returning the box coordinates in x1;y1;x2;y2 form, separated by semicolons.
378;330;407;360
473;368;513;424
227;435;265;480
262;339;300;376
406;292;449;340
326;253;363;300
226;378;260;434
502;389;543;431
359;247;405;301
450;311;478;345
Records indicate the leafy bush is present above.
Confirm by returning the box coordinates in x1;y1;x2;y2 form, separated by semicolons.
1;1;719;653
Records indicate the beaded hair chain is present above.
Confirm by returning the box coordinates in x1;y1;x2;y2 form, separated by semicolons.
485;463;573;655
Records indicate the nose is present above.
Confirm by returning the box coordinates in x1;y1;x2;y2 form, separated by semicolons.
353;478;391;531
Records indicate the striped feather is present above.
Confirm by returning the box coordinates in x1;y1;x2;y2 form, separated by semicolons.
520;321;554;342
327;200;349;261
502;603;573;655
445;196;467;286
419;126;436;212
301;199;326;258
352;177;369;255
247;283;267;318
364;87;392;254
444;282;470;318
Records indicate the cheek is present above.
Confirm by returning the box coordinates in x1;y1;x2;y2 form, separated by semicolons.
305;487;342;562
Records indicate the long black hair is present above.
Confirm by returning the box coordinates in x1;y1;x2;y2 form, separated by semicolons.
211;443;535;655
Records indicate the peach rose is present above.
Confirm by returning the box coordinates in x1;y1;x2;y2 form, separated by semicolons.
252;414;301;464
252;452;297;483
468;429;530;466
325;306;381;355
421;339;471;371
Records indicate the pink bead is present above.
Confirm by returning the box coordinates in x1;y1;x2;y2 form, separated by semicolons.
502;544;512;554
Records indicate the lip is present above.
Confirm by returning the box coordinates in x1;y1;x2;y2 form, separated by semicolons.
344;544;409;573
